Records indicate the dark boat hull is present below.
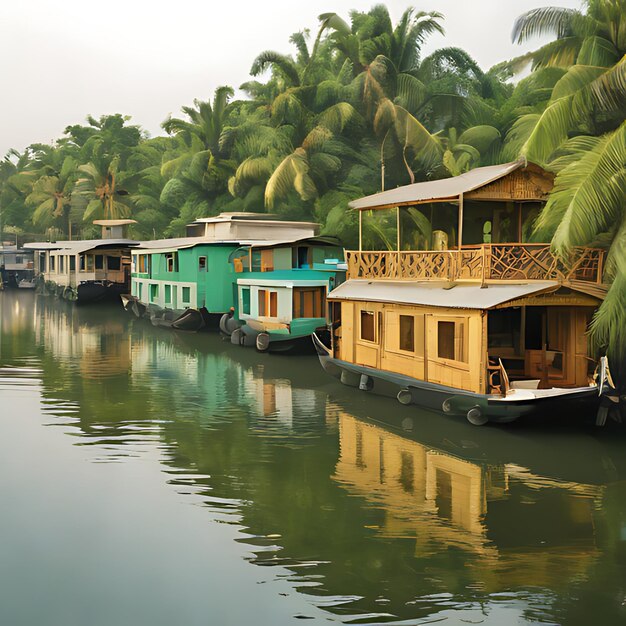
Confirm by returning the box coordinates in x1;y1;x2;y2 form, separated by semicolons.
76;281;126;305
311;333;603;425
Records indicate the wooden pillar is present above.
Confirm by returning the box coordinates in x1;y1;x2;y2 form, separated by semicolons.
519;306;526;357
359;210;363;252
458;193;464;250
396;206;401;278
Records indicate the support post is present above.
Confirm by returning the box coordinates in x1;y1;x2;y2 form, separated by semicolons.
396;206;401;277
458;193;464;250
359;210;362;252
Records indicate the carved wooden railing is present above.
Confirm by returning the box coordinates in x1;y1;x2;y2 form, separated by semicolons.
346;245;605;284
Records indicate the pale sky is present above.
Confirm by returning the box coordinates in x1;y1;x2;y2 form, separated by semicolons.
0;0;581;155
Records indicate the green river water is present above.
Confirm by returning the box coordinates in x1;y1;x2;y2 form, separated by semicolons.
1;289;626;626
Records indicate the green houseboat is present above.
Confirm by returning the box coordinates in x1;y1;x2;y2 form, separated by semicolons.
221;237;346;354
124;213;322;331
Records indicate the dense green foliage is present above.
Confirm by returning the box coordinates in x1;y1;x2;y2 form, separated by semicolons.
0;2;625;359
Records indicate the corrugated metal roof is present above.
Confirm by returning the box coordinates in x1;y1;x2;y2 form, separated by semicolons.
349;160;524;210
327;279;559;310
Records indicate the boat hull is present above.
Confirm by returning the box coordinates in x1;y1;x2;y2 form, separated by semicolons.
312;333;602;425
233;324;330;355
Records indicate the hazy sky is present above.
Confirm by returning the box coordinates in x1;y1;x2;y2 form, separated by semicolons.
0;0;580;155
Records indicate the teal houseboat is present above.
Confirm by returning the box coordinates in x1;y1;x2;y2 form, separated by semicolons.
222;237;346;354
125;213;322;331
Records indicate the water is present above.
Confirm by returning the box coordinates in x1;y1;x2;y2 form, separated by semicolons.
1;290;626;626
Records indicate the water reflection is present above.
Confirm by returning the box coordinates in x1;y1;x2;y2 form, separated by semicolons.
2;290;626;625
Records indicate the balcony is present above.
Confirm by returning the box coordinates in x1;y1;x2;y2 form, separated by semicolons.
346;245;606;287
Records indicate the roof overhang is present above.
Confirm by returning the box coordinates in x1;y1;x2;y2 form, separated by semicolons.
349;160;526;211
327;279;560;310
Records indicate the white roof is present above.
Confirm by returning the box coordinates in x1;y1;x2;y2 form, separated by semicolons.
327;279;559;310
24;239;138;254
93;219;137;226
349;160;525;210
134;236;331;254
188;212;319;228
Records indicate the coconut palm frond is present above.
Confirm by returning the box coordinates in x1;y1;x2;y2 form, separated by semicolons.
250;50;301;87
265;148;316;208
512;7;584;44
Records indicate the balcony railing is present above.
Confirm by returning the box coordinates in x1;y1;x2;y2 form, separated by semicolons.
346;245;605;284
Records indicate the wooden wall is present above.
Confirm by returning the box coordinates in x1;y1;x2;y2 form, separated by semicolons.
339;300;486;393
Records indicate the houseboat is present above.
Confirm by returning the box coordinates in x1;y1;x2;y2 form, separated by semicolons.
125;213;322;331
313;160;616;426
221;236;346;353
25;220;138;304
0;244;35;288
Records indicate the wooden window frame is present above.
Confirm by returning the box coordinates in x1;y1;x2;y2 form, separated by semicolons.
359;309;378;344
258;289;278;319
435;317;468;364
399;314;415;353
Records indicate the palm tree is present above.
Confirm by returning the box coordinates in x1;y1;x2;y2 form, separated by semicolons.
74;156;135;222
509;0;626;164
162;87;234;160
25;155;76;236
510;1;626;362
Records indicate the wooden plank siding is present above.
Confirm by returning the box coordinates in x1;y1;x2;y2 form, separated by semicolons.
340;301;486;394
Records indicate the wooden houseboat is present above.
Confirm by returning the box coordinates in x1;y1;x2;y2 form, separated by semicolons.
221;237;346;353
125;213;322;331
313;160;615;425
25;220;138;304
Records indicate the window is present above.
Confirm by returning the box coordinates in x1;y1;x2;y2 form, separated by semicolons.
69;256;76;271
137;255;149;273
80;255;93;271
258;290;277;318
269;291;277;317
261;249;274;272
258;290;267;316
198;256;207;272
360;310;376;342
138;283;143;300
166;253;178;272
95;255;104;270
150;284;159;302
241;287;251;315
437;320;466;362
293;287;324;319
182;286;190;303
49;256;55;272
399;315;415;352
164;285;171;304
59;256;65;273
107;256;121;271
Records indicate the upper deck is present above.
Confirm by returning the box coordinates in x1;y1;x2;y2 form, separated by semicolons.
348;161;609;298
346;244;605;287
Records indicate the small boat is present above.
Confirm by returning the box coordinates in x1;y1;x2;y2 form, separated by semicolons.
120;294;147;318
171;308;206;332
149;309;177;328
